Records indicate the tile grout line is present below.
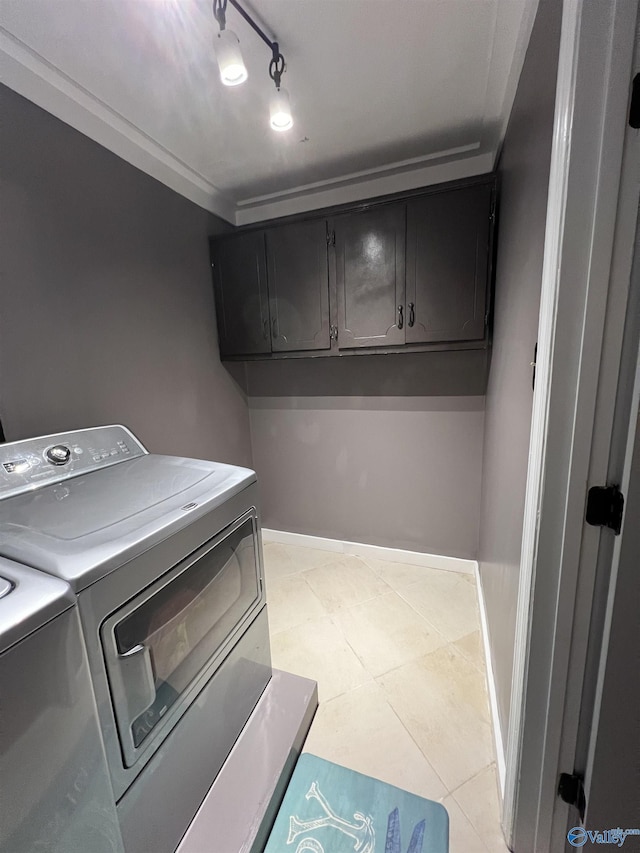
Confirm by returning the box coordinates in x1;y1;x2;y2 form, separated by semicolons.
441;792;494;853
446;768;503;853
269;551;488;686
374;677;453;801
370;665;500;853
300;628;455;804
393;583;472;648
447;761;497;798
265;542;505;851
301;572;395;616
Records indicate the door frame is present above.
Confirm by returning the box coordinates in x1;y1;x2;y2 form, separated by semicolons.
502;1;639;850
581;343;640;834
549;25;640;850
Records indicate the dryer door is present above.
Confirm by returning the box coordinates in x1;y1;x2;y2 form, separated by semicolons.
101;509;263;767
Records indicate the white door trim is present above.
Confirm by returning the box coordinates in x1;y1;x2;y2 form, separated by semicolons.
584;348;640;823
502;1;638;849
548;23;640;849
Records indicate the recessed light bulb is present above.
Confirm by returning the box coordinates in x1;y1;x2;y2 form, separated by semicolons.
215;30;248;86
270;88;293;131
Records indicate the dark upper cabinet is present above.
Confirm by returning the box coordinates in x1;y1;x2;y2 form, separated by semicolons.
210;176;496;359
334;204;406;349
211;232;270;356
266;220;331;352
406;182;492;344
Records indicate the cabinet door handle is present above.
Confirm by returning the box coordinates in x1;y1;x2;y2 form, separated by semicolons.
263;319;269;340
408;302;415;327
272;318;279;339
397;305;404;330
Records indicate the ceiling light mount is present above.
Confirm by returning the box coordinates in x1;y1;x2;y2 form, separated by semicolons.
213;0;293;130
213;0;228;31
269;48;285;91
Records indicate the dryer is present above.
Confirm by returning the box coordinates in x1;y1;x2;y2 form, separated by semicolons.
0;425;272;853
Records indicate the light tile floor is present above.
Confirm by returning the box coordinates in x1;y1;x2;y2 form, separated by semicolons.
263;540;510;853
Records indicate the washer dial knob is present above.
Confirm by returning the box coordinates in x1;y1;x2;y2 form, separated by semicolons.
46;445;71;466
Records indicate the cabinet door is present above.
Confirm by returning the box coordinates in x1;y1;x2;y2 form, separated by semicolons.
266;220;330;352
406;183;491;344
335;204;406;349
211;232;270;356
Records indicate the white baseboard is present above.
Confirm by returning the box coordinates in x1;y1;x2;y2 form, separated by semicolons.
261;528;475;575
474;562;506;797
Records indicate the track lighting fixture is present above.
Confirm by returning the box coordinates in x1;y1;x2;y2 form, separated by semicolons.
213;0;293;131
215;29;248;87
212;0;248;86
270;88;293;132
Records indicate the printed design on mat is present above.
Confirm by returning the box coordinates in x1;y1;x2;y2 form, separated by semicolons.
287;781;375;852
286;783;426;853
385;807;425;853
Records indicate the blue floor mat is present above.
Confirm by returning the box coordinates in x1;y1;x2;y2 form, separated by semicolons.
264;754;449;853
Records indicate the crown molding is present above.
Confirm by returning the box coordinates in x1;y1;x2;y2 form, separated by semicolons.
0;29;238;224
1;27;497;228
238;142;481;208
235;150;495;225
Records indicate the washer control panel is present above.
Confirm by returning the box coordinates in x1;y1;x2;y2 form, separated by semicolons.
45;445;72;466
0;425;147;499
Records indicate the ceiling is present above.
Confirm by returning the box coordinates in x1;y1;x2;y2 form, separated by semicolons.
0;0;538;225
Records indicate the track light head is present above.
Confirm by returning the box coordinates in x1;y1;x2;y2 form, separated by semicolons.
215;29;248;86
270;87;293;132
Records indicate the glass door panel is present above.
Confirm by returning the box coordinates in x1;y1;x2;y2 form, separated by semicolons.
103;512;262;765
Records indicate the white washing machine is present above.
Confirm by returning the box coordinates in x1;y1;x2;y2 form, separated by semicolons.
0;557;123;853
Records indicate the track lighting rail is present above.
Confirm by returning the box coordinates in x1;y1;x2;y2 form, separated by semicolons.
213;0;293;130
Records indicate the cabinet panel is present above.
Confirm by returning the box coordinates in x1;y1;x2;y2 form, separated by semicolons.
211;232;270;356
406;183;491;344
266;220;330;352
335;205;406;349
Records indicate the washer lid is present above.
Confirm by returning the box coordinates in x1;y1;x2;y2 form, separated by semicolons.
0;558;74;653
0;454;256;591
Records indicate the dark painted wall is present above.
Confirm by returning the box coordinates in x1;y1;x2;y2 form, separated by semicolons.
246;350;488;558
246;349;488;398
477;0;562;746
0;85;252;466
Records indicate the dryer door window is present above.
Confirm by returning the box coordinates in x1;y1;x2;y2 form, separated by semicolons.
102;510;263;766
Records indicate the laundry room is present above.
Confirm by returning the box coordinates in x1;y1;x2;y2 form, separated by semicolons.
2;1;638;852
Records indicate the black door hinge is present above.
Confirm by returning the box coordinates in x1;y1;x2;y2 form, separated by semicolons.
629;73;640;128
326;229;336;246
558;772;586;822
586;484;624;535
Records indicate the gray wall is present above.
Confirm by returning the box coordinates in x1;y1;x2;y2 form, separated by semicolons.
477;0;562;743
247;351;487;559
0;85;252;466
